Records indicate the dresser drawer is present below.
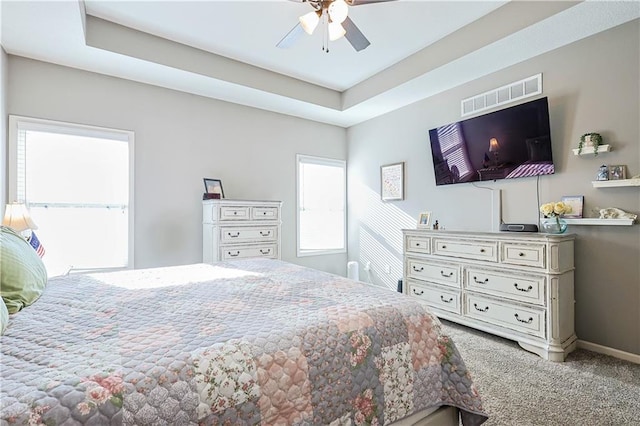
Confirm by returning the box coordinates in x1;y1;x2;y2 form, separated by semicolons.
501;243;546;268
465;268;545;306
406;235;430;254
220;226;277;243
407;280;461;314
407;258;460;288
433;238;498;262
465;294;546;338
252;207;279;220
220;206;250;220
221;244;277;260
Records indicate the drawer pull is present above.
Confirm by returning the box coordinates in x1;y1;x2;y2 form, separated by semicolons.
480;248;485;253
473;303;489;313
473;276;488;284
228;232;240;238
440;295;453;303
441;245;447;249
260;231;271;237
412;289;424;296
519;252;525;257
415;243;421;246
514;283;533;292
263;212;267;215
260;249;271;255
440;270;453;278
514;313;533;324
412;265;424;272
228;251;240;257
233;211;238;215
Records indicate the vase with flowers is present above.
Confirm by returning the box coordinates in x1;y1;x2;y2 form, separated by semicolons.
539;201;572;234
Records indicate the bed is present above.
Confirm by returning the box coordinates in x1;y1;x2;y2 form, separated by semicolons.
1;258;487;425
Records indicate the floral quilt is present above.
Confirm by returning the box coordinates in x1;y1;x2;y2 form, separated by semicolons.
1;259;487;425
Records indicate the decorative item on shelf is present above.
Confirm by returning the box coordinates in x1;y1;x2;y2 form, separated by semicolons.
561;195;584;219
596;164;609;181
607;165;626;180
578;132;603;156
539;201;572;234
432;220;439;230
416;211;431;229
595;207;638;222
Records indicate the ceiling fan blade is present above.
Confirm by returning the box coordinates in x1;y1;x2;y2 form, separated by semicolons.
276;22;305;48
343;16;370;51
345;0;397;5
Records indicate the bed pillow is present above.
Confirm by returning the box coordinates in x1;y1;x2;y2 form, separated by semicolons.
0;298;8;335
0;226;48;314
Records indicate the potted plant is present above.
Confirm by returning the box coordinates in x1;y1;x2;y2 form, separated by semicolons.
578;132;603;156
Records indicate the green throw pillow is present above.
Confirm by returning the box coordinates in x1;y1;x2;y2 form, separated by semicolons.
0;297;8;335
0;226;48;314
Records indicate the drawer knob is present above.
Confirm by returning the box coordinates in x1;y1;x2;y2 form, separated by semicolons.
260;249;271;255
473;276;489;284
260;231;271;236
514;313;534;324
514;283;533;292
441;245;447;249
416;243;420;246
412;265;424;272
412;289;424;296
480;248;485;253
228;232;240;238
263;212;267;215
440;270;453;278
228;251;240;257
440;295;453;303
519;252;525;257
233;212;237;215
473;303;489;313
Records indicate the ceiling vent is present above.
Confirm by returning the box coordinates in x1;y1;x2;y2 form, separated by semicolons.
461;74;542;117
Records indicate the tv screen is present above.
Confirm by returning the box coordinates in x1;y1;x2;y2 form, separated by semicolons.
428;97;554;186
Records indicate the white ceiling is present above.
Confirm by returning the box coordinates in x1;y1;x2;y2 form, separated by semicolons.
1;1;639;127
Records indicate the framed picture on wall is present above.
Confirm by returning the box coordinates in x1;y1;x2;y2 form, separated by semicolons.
203;178;225;198
381;162;404;201
561;195;584;218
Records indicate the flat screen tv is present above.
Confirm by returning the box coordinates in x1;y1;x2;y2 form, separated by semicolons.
428;97;554;186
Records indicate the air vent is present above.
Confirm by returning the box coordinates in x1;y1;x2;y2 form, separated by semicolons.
461;74;542;117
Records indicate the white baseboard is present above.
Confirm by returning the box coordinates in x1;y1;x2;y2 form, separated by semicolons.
577;340;640;364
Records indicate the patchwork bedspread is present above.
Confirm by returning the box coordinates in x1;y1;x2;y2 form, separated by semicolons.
1;259;487;425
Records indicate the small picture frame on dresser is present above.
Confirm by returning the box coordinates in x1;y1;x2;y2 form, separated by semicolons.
203;178;225;198
417;211;432;228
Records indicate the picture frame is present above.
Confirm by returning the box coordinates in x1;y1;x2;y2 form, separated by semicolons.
561;195;584;219
607;165;626;180
417;211;432;228
381;162;404;201
203;178;225;198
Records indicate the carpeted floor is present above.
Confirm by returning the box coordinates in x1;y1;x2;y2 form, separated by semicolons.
441;320;640;426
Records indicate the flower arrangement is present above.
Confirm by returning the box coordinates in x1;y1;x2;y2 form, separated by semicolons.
540;201;572;218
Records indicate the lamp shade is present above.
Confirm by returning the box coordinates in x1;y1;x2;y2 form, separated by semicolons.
2;203;38;232
489;138;500;152
328;21;346;41
299;10;321;35
328;0;349;24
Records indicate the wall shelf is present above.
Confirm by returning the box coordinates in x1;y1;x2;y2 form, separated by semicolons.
572;144;611;156
591;178;640;188
564;218;634;226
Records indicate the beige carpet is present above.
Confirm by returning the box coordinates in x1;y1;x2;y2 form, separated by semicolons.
441;320;640;426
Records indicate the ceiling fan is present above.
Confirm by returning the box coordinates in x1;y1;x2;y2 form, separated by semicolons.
277;0;397;53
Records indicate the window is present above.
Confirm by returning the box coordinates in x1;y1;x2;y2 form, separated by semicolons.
437;123;473;181
296;154;346;257
8;116;134;273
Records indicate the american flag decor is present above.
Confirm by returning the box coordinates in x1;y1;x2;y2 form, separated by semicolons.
27;231;45;258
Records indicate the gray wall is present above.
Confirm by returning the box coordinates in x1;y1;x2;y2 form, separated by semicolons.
348;21;640;355
6;57;348;276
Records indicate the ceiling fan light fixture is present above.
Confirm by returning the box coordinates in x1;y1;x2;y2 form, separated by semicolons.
299;10;320;35
328;21;346;41
328;0;349;24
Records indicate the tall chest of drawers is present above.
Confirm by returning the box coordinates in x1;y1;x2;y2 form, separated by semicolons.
203;199;282;262
403;229;577;361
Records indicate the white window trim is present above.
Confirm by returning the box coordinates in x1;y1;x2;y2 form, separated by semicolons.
296;154;347;257
8;115;136;270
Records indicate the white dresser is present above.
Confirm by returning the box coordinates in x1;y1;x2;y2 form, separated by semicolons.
402;229;576;361
203;199;282;262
